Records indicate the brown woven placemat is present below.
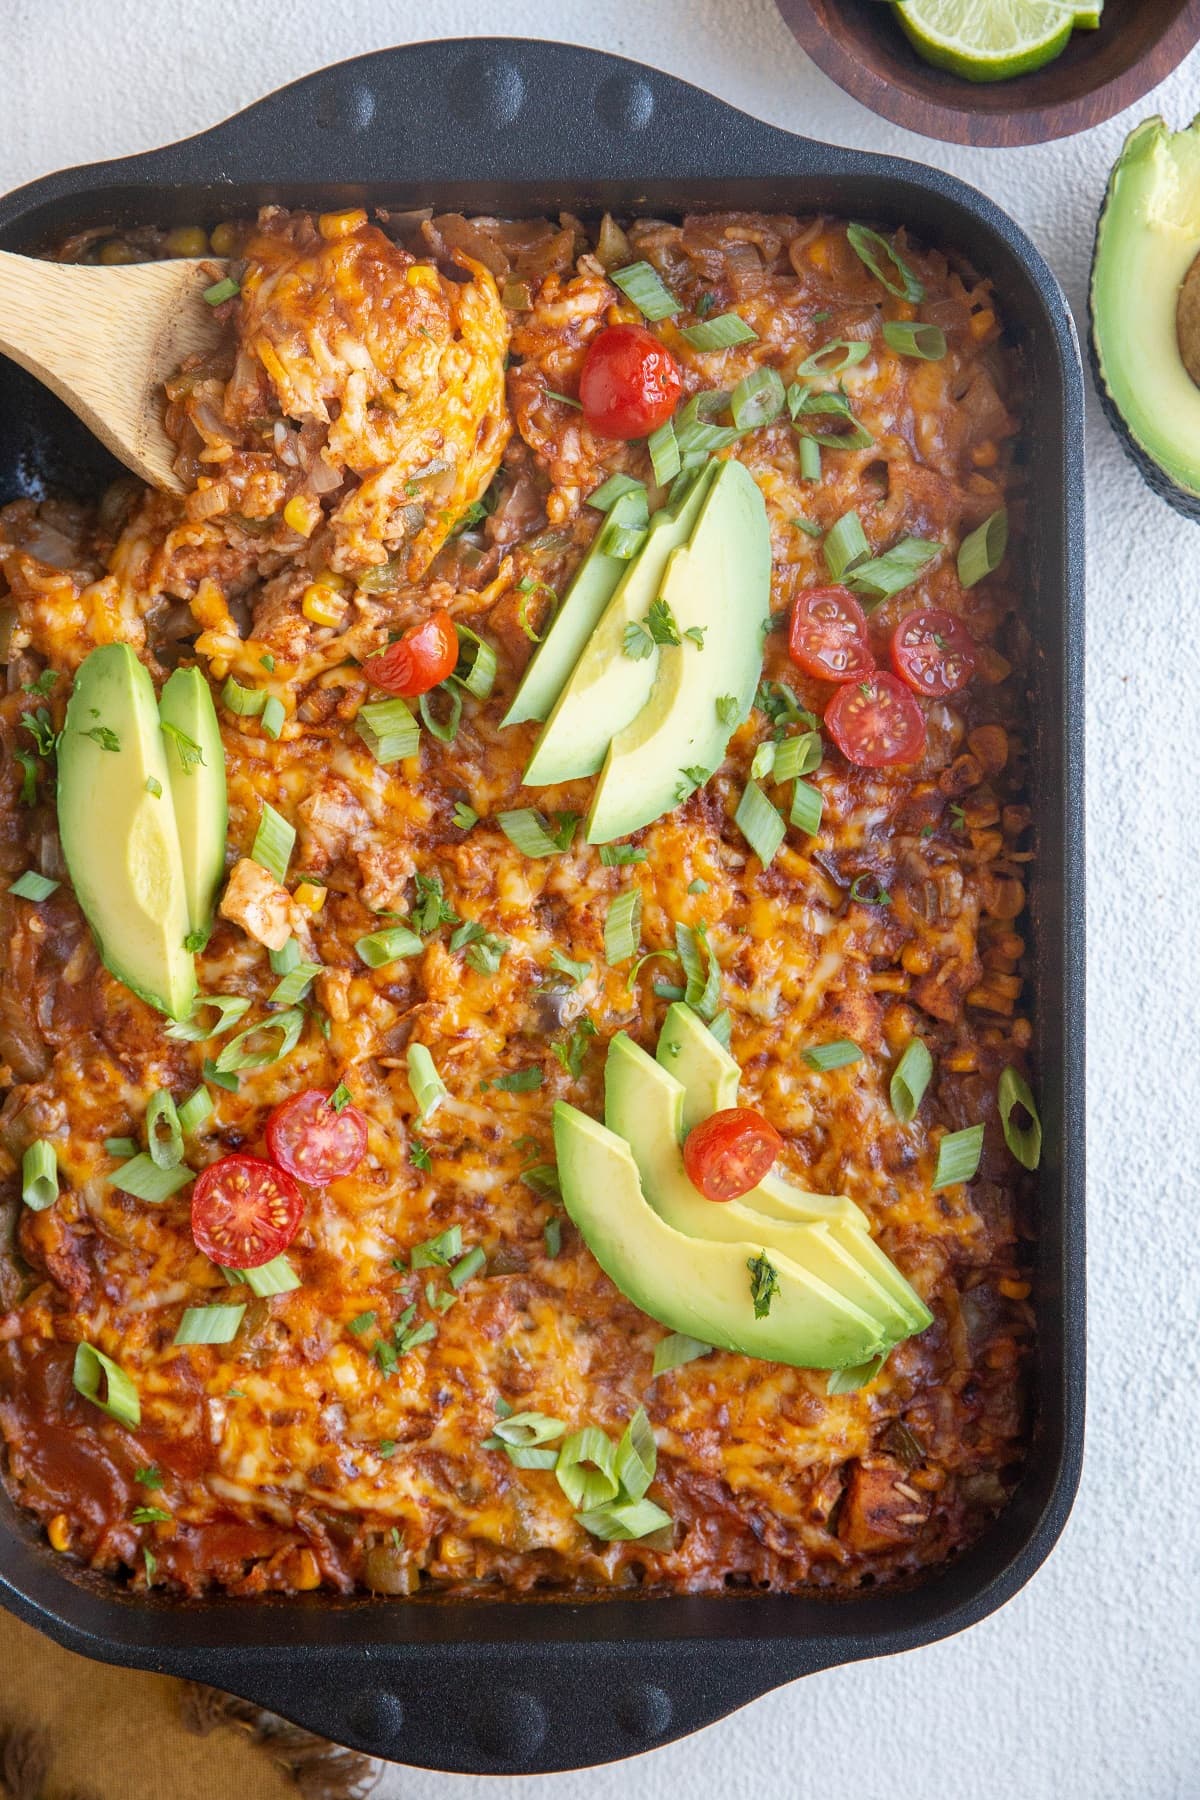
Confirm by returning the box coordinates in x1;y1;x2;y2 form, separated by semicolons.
0;1608;377;1800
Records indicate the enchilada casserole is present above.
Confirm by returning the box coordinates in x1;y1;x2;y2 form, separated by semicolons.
0;206;1039;1598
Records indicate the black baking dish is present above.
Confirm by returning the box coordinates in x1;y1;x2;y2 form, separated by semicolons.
0;38;1086;1776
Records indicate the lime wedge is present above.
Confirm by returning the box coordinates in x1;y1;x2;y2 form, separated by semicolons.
895;0;1078;82
1073;2;1102;26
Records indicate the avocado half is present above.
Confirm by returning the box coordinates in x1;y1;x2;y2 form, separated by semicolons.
1090;114;1200;521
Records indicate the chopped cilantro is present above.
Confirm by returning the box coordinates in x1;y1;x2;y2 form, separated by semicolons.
716;694;740;726
410;1136;432;1172
134;1466;163;1489
161;719;204;772
684;625;706;649
23;669;57;698
551;1017;597;1080
412;871;458;935
348;1310;377;1336
492;1067;544;1093
21;709;57;756
549;948;591;985
329;1082;353;1113
747;1250;780;1319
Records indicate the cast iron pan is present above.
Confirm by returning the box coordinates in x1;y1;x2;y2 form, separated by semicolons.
0;39;1087;1775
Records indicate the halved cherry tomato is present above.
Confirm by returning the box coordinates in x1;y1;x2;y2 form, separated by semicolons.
788;586;876;683
683;1107;784;1202
266;1088;368;1185
890;609;976;699
191;1154;304;1269
825;673;926;768
578;324;683;440
361;608;457;697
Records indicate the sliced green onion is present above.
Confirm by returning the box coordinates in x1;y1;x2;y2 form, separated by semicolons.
9;870;59;902
348;1309;376;1335
587;473;647;512
411;1226;463;1270
681;312;757;350
799;436;821;480
165;994;250;1043
772;731;822;782
891;1039;933;1124
145;1090;183;1170
356;697;419;764
73;1342;139;1426
21;1140;58;1211
673;390;741;458
709;1009;732;1049
791;388;874;450
604;888;642;965
674;923;720;1021
824;509;870;580
504;1445;560;1469
652;1332;711;1376
408;1043;447;1122
958;509;1008;588
610;260;678;320
449;1245;485;1289
497;808;574;858
110;1154;193;1202
932;1124;984;1190
398;1318;437;1354
145;777;162;798
735;781;785;867
271;938;301;976
846;222;925;302
647;418;681;485
543;1216;563;1258
730;367;786;430
544;387;582;410
451;801;479;831
796;338;870;379
203;275;240;305
261;696;285;740
104;1137;138;1158
791;514;822;539
882;320;946;360
177;1087;213;1136
212;1007;305;1074
203;1059;239;1094
803;1040;863;1072
453;624;497;701
791;774;820;828
826;1353;888;1394
614;1406;656;1502
173;1304;245;1346
555;1426;620;1510
227;1254;300;1296
221;678;266;716
998;1067;1042;1170
418;684;462;744
269;959;321;1006
576;1497;672;1541
597;514;647;560
251;803;294;885
489;1411;565;1449
260;653;276;671
355;925;424;968
848;537;941;603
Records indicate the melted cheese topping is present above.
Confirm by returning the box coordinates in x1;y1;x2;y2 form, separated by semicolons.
0;209;1035;1598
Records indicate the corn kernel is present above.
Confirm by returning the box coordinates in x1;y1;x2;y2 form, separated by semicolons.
294;881;327;914
901;943;933;977
209;221;240;256
318;208;367;241
969;308;996;341
284;495;321;538
944;1050;979;1073
165;225;209;259
971;440;999;469
48;1512;71;1552
998;1278;1032;1301
405;262;441;290
316;567;350;594
292;1548;322;1590
98;238;136;266
301;584;345;627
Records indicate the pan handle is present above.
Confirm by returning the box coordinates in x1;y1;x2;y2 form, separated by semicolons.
133;37;815;193
213;1634;829;1774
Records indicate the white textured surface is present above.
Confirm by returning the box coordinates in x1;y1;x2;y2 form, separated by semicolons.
2;3;1198;1794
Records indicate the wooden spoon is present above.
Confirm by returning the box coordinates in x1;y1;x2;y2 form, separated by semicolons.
0;250;229;492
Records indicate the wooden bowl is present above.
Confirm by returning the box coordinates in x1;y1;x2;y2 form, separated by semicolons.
776;0;1200;146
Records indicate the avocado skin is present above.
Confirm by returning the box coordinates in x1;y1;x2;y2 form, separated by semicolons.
159;666;228;938
1089;114;1200;523
57;644;196;1020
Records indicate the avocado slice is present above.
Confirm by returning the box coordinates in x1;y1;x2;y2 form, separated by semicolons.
1090;114;1200;517
554;1101;892;1370
654;1003;932;1332
57;644;196;1020
604;1032;918;1341
503;488;648;727
586;458;770;844
159;667;227;943
522;463;716;787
